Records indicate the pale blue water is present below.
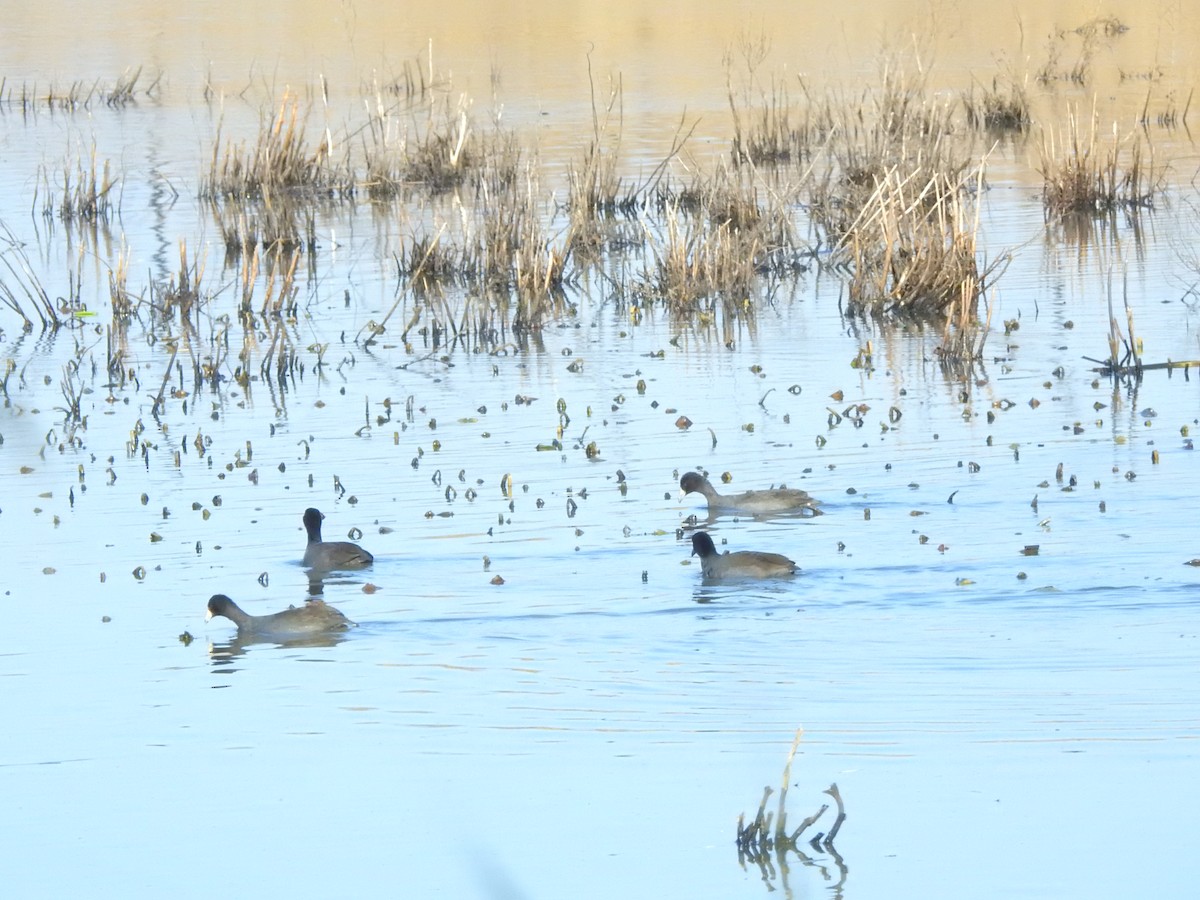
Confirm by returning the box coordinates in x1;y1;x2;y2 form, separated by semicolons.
2;4;1200;898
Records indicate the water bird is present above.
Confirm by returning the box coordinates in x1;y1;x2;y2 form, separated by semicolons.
205;594;355;637
690;531;798;579
679;471;820;515
302;507;374;569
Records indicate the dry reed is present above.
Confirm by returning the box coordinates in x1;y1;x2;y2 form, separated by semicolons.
1039;110;1164;216
0;221;59;330
37;148;117;222
203;93;354;201
804;63;1004;335
0;67;159;112
963;75;1031;131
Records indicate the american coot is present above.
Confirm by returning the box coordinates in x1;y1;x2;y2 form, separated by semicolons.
302;507;374;570
679;471;820;516
205;594;355;636
690;531;798;579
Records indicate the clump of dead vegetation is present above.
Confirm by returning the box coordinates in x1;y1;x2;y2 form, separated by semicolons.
639;163;803;323
805;65;1003;345
563;67;654;266
361;81;524;202
725;33;832;168
835;164;1003;323
36;146;118;223
203;93;355;202
963;74;1031;131
1038;109;1165;216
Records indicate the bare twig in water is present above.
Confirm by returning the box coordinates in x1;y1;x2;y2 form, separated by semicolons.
735;728;847;893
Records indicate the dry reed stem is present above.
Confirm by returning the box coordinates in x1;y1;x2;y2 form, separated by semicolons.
0;221;59;330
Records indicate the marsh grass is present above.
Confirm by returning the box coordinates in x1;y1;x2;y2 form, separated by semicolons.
963;75;1031;131
211;199;320;261
837;165;1002;321
362;87;523;205
729;76;832;167
479;167;572;330
107;245;133;320
203;94;355;202
98;244;140;395
565;102;640;262
803;64;1003;328
397;95;477;194
24;46;1184;390
363;158;572;349
37;149;118;222
809;69;964;242
0;221;60;330
564;67;692;270
361;103;409;200
400;231;480;289
1039;111;1164;216
151;241;206;328
0;67;159;112
639;204;760;317
103;66;157;107
363;54;440;103
724;31;831;167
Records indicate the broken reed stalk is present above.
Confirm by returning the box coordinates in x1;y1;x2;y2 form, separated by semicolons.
773;727;804;843
736;727;844;859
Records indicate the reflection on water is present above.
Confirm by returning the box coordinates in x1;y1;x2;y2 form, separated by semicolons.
736;734;849;896
305;569;377;598
739;826;849;899
207;630;351;671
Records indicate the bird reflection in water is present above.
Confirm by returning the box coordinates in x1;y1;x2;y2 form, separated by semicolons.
207;629;350;671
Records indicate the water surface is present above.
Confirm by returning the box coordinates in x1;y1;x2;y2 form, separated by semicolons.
2;2;1200;898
